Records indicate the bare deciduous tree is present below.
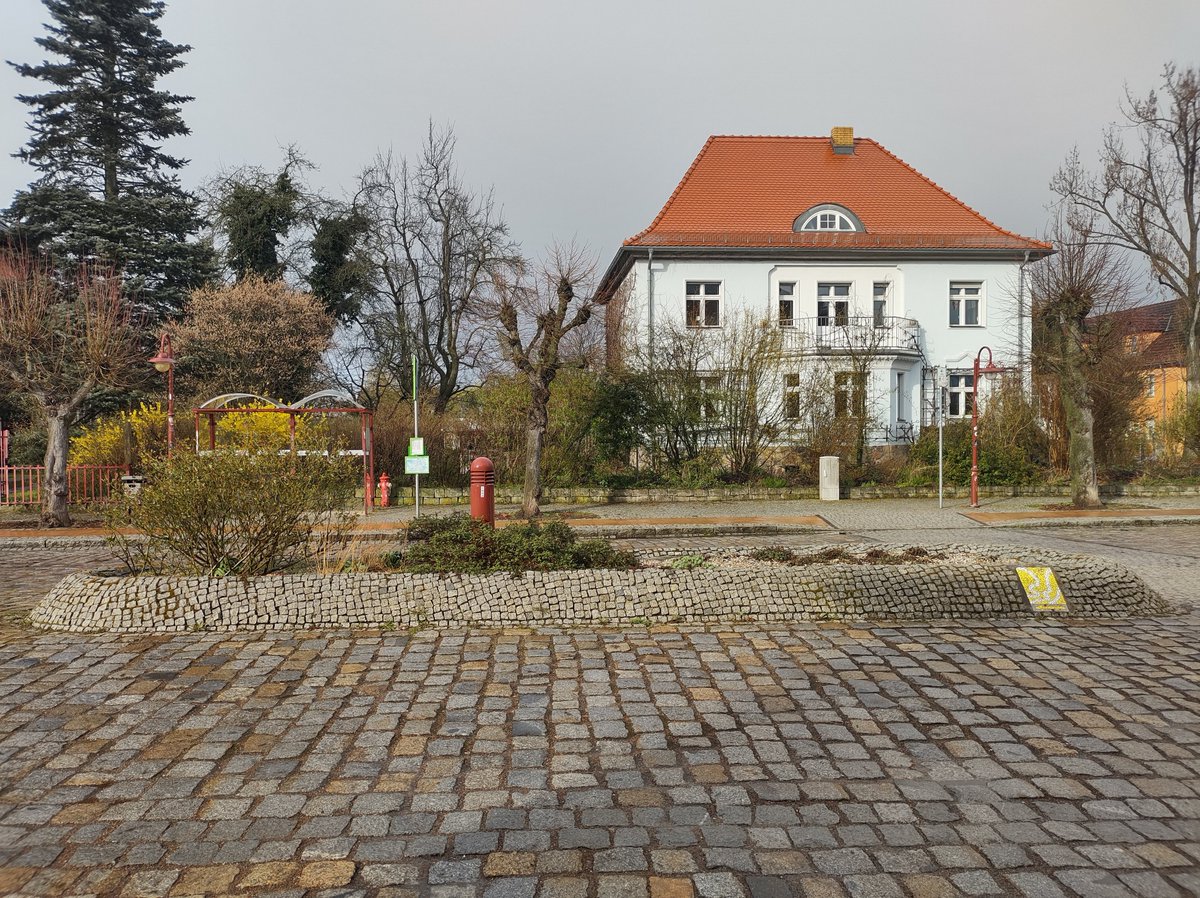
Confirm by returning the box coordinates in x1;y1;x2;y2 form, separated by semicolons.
1032;213;1133;508
354;125;521;411
714;313;787;479
497;246;608;518
1051;64;1200;401
0;251;141;526
633;319;714;470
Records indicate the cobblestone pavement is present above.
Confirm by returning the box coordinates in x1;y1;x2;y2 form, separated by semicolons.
2;521;1199;896
2;620;1199;898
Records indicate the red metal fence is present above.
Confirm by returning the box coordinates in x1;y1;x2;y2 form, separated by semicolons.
0;465;129;507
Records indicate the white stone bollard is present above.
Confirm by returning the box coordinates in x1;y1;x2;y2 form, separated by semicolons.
819;456;840;501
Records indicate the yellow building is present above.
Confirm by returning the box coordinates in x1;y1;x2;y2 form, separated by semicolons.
1109;300;1188;455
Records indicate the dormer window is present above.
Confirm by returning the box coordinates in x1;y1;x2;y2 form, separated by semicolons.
794;204;864;233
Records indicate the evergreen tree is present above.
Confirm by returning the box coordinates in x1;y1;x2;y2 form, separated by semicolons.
5;0;215;318
307;208;371;323
209;159;304;282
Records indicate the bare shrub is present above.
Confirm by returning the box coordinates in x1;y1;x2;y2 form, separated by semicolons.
108;452;357;575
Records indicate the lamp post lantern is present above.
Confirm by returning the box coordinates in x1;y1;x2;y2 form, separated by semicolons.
148;332;176;457
970;346;1010;509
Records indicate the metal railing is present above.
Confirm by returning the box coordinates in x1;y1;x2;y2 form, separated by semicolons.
779;316;922;354
0;465;129;507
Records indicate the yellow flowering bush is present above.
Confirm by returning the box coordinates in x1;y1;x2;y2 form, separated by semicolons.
210;404;331;453
70;403;168;467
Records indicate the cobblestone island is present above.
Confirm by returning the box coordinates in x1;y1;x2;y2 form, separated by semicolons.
30;545;1170;633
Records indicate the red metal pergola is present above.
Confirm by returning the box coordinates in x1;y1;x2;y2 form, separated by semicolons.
193;391;376;514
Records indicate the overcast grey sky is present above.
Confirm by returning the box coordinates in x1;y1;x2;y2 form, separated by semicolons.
1;0;1197;269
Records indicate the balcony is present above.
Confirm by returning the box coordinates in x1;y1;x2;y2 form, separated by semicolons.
778;315;922;356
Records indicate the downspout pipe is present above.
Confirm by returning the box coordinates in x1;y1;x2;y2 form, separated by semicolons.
1017;250;1031;390
647;248;655;369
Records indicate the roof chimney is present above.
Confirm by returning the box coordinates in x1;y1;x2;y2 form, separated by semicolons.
831;126;855;155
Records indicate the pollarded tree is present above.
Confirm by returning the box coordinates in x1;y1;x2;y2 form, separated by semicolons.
5;0;215;318
497;247;609;518
0;251;142;527
174;277;334;403
1031;212;1133;508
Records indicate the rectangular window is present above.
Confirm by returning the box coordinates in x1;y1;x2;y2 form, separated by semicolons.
686;281;722;328
834;371;867;419
896;371;908;421
778;282;795;327
873;282;889;327
699;375;720;419
784;372;801;419
818;283;850;327
1147;374;1157;397
949;282;982;327
947;373;974;417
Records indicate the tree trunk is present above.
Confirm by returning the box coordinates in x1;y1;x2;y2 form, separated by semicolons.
41;412;72;527
521;382;550;519
1059;329;1102;509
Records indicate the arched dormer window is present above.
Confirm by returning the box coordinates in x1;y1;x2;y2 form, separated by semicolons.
794;204;864;233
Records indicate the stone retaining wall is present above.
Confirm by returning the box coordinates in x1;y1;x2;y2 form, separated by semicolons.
31;545;1170;632
387;483;1200;506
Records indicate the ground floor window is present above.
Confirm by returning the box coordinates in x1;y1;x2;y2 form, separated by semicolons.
834;371;867;418
947;373;974;417
784;373;801;419
698;374;721;420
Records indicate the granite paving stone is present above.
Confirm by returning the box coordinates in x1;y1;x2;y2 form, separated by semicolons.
1;523;1199;893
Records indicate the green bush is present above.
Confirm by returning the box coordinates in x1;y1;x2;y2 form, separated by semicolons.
393;517;636;574
904;383;1050;488
1164;396;1200;457
108;452;357;575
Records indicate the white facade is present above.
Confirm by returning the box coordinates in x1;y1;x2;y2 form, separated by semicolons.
613;254;1031;444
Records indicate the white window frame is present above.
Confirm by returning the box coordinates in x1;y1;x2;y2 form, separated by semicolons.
873;282;889;328
949;282;984;327
817;283;851;327
947;372;975;418
1147;373;1157;397
834;370;867;419
778;281;796;328
800;210;857;231
685;281;722;328
784;372;802;419
698;374;721;420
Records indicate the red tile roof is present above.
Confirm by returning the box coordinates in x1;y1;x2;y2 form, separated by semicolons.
1089;299;1188;368
626;135;1050;252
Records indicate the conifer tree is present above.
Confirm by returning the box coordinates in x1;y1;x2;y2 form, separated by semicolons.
5;0;214;317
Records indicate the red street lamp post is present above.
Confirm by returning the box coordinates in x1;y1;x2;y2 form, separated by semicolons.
148;333;176;458
970;346;1011;509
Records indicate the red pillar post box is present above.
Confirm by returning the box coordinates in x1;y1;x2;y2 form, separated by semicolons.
469;457;495;525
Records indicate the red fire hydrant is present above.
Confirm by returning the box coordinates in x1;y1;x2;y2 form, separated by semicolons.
469;457;495;526
378;473;391;507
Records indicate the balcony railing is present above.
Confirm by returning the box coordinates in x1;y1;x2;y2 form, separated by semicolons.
778;316;922;355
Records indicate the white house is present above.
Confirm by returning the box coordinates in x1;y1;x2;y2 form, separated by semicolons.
599;128;1052;445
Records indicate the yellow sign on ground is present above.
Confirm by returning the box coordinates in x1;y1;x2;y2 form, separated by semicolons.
1016;566;1067;610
